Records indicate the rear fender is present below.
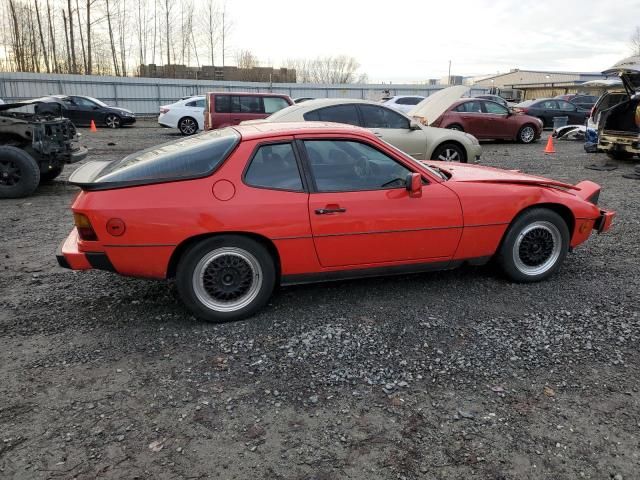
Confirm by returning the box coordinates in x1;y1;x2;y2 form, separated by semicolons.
573;180;601;204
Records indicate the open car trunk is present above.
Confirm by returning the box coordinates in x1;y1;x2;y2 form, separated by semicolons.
600;55;640;137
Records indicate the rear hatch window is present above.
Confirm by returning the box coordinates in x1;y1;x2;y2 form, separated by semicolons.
70;127;240;189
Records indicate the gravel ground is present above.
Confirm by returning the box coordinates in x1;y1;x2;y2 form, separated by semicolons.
1;120;639;479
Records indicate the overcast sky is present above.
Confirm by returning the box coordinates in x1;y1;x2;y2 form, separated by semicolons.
227;0;638;83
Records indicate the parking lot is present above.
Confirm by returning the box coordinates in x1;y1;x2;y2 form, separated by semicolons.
1;120;639;479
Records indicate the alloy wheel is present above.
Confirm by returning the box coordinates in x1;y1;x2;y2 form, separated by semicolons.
105;115;121;128
513;221;562;276
192;247;263;313
437;148;461;162
180;118;197;135
520;126;535;143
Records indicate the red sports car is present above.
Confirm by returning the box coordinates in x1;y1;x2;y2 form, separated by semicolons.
431;98;543;143
57;122;614;322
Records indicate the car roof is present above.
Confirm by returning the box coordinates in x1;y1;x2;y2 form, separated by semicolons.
232;121;372;141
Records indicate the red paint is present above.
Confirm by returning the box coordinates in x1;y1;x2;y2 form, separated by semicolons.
59;122;614;282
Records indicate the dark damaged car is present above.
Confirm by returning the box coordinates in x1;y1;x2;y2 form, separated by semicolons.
0;99;88;198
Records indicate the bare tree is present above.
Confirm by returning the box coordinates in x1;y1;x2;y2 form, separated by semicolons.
163;0;172;65
104;0;119;75
76;0;87;73
202;0;220;66
286;55;363;84
631;26;640;56
34;1;50;72
46;0;59;72
67;0;77;72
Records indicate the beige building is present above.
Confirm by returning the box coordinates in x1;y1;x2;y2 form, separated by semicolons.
473;69;608;101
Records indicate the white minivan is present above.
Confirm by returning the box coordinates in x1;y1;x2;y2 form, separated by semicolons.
158;96;205;135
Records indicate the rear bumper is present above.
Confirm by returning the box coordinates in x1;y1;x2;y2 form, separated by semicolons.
56;228;115;272
598;133;640;154
594;210;615;234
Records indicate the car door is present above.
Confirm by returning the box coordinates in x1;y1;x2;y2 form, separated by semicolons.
481;100;516;138
70;96;103;125
358;104;428;159
230;95;264;125
452;100;486;138
301;137;463;267
211;94;231;128
537;100;559;127
557;100;585;124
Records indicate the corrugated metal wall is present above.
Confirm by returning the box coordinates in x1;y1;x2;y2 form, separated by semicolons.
0;72;488;115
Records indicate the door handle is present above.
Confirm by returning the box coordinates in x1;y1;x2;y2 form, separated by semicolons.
315;207;346;215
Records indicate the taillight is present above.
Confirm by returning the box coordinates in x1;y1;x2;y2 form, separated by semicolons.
160;107;169;114
73;213;98;241
513;107;527;114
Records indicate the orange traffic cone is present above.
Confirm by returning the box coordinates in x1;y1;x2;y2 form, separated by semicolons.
544;135;555;154
90;120;97;132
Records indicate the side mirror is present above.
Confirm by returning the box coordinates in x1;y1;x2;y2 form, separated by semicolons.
406;173;422;198
409;120;421;130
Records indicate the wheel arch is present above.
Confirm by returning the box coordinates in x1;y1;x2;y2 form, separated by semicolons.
166;231;282;280
430;139;468;162
499;202;576;250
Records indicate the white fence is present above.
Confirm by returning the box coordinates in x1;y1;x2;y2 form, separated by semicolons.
0;72;488;115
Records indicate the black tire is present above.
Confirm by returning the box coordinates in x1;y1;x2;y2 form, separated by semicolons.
176;235;276;322
517;124;537;144
497;208;569;283
606;150;634;161
105;114;121;128
431;142;467;163
40;166;63;183
178;117;199;136
0;146;41;198
447;124;464;132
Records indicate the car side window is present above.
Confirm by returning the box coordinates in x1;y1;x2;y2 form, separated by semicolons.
73;97;95;107
557;100;576;111
215;95;231;113
540;100;558;110
244;143;303;191
359;105;409;129
186;100;196;107
455;101;483;113
188;98;205;108
303;105;360;126
303;140;412;192
263;97;289;114
234;96;263;114
483;101;509;115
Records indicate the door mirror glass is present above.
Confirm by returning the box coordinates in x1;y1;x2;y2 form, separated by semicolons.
406;173;422;197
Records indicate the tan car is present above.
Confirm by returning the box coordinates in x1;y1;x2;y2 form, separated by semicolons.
256;98;482;162
598;55;640;160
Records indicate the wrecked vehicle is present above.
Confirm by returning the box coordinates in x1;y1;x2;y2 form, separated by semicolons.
598;56;640;160
0;99;87;198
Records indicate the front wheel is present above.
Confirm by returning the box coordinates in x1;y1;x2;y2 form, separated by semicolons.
517;124;537;144
497;208;569;282
105;114;121;128
0;146;40;198
176;236;276;322
431;143;467;163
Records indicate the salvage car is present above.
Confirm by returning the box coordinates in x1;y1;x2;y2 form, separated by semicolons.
35;95;136;128
247;98;481;162
429;97;543;143
597;55;640;160
159;95;205;135
57;122;614;322
0;99;87;198
512;98;589;128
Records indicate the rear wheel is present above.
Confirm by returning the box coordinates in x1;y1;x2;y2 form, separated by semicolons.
0;146;40;198
497;208;569;282
40;166;63;183
178;117;198;135
431;143;467;163
176;236;276;322
517;124;537;143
